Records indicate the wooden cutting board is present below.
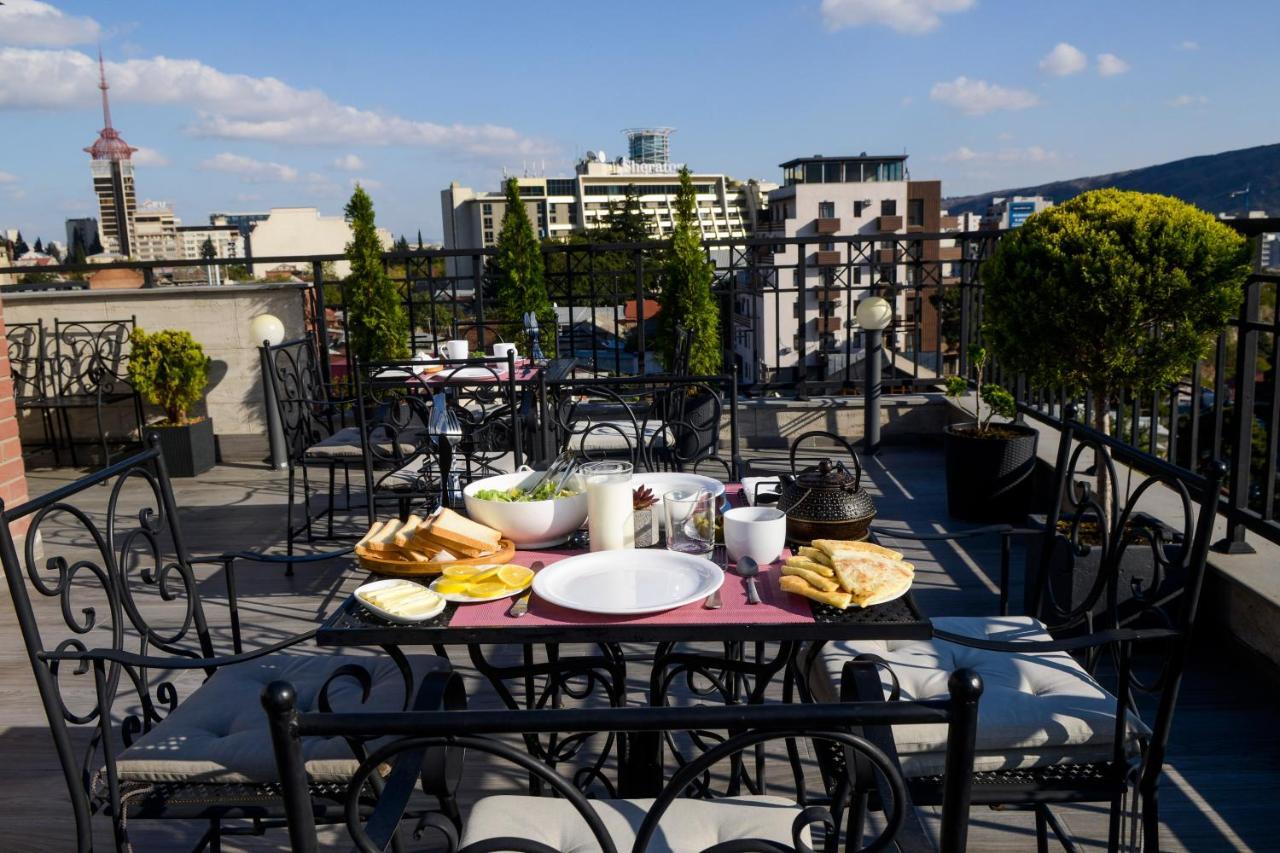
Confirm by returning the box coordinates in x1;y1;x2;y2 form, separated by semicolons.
356;538;516;576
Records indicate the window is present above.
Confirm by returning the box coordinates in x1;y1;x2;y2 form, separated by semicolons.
546;178;576;196
820;241;834;252
805;163;823;184
483;230;494;243
854;201;866;218
823;161;842;183
908;199;925;227
482;203;492;214
880;200;897;216
818;201;835;219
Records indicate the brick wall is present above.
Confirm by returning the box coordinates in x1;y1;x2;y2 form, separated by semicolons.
0;296;31;534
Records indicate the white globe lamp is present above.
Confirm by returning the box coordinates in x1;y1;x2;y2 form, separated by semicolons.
855;296;893;331
249;313;286;347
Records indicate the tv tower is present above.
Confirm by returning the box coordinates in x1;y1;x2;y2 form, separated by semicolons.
84;50;138;256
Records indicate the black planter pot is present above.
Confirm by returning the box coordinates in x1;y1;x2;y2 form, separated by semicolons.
943;422;1038;522
144;417;216;477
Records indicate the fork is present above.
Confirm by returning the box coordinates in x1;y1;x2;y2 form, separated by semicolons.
703;544;726;609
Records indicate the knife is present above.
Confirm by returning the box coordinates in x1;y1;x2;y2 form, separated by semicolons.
507;561;543;617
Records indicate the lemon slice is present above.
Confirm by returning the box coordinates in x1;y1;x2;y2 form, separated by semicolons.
433;578;474;595
464;582;508;598
467;565;505;583
496;565;533;589
442;565;484;578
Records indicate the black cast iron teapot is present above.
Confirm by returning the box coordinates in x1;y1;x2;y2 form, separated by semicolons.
777;430;876;543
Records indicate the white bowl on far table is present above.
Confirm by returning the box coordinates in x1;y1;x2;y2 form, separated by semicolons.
463;470;587;549
723;506;788;565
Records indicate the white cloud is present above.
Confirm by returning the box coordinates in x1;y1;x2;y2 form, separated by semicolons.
929;77;1040;116
820;0;974;34
1169;94;1209;107
0;171;17;183
351;177;384;190
0;1;100;47
1039;42;1087;76
0;47;551;160
132;146;170;166
1177;40;1199;51
1096;53;1130;76
939;145;1058;163
200;152;299;182
332;153;364;171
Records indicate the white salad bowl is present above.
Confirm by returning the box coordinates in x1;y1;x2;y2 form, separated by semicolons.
462;470;588;548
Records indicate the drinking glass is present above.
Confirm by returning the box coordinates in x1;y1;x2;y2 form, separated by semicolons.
664;489;716;559
582;461;634;551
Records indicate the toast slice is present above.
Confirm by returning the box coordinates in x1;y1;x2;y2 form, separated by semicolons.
780;575;851;609
356;520;385;550
392;515;426;548
783;556;835;578
796;546;834;568
363;519;404;552
781;563;840;592
812;538;904;563
412;509;501;557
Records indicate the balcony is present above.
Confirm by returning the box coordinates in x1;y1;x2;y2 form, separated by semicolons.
814;217;841;235
938;245;963;261
877;214;903;231
813;250;842;266
940;214;962;230
816;315;844;334
815;288;842;306
876;247;897;264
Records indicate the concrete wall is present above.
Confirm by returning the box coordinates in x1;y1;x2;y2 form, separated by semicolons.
5;283;309;462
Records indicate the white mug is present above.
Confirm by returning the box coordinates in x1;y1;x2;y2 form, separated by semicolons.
723;506;788;565
492;342;518;359
441;339;469;360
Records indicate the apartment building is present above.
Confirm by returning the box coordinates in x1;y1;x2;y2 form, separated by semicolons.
248;207;392;278
980;195;1053;229
735;154;956;385
131;202;180;262
178;218;245;261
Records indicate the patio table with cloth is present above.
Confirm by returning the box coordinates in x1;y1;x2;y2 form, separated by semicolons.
318;484;929;796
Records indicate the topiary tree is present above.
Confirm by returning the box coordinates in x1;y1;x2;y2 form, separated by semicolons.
658;167;720;374
343;184;408;364
982;188;1250;513
127;328;211;425
493;177;555;355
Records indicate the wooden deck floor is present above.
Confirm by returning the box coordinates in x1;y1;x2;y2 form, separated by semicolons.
1;449;1275;851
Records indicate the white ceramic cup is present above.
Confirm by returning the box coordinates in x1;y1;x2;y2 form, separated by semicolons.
492;342;518;359
723;506;788;565
441;339;469;360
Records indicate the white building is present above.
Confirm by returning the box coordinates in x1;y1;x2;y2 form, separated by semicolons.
179;218;245;261
981;195;1053;229
737;154;955;385
131;202;180;262
248;207;392;278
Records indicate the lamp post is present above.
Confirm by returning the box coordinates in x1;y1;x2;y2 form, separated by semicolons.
855;296;893;456
250;314;287;470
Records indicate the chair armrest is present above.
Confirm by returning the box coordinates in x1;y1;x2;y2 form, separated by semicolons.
37;627;317;671
869;523;1041;542
931;626;1180;655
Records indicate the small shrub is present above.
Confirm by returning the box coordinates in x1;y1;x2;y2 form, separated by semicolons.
128;329;210;425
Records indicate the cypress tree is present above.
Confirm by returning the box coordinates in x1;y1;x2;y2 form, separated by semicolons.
343;184;409;364
33;237;44;254
14;232;29;255
493;178;554;355
657;167;719;374
416;229;424;249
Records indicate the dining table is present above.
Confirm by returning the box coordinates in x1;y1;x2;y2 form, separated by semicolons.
318;483;930;797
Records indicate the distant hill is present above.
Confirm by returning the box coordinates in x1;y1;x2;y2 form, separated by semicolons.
942;142;1279;217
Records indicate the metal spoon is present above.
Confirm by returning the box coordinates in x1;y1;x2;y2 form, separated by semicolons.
733;555;762;605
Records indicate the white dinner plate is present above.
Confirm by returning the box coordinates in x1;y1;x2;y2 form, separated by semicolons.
354;578;446;623
428;575;530;604
859;575;913;608
532;550;723;615
438;366;508;380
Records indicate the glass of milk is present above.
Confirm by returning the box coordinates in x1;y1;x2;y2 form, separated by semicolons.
582;461;635;552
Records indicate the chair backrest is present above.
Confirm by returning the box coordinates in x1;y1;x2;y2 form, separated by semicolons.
265;336;341;462
1032;418;1224;787
50;316;136;397
0;443;218;846
262;668;984;853
5;319;47;402
641;378;728;474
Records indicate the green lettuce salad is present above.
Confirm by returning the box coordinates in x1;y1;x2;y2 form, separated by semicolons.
473;482;580;502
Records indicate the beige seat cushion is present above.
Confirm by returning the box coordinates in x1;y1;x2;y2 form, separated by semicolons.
305;426;423;459
810;615;1149;777
460;794;810;853
116;652;445;784
570;420;660;453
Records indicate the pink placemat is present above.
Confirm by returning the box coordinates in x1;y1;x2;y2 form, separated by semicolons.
447;549;809;628
415;360;541;385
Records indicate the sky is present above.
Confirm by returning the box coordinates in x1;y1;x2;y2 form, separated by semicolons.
0;0;1274;245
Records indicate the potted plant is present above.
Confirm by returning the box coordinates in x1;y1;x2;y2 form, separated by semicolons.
633;484;659;547
943;345;1038;521
128;328;215;477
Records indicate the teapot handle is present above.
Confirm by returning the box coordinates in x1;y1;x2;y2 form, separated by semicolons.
787;429;863;491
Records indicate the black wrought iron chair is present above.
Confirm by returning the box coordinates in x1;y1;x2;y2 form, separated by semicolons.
262;666;984;852
353;354;522;518
264;336;366;570
807;419;1226;852
5;318;63;460
0;441;445;852
20;317;145;468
